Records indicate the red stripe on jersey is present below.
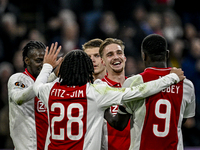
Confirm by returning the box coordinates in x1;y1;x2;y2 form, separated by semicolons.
23;69;48;150
139;67;183;150
48;83;87;150
102;76;130;150
35;97;48;150
23;68;36;81
106;105;130;150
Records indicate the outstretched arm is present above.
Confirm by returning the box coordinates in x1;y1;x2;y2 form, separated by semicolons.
104;67;185;130
33;42;62;99
122;68;185;103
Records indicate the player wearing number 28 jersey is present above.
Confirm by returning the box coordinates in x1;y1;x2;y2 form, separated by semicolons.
33;49;183;150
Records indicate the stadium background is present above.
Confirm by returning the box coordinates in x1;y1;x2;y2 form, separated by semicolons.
0;0;200;149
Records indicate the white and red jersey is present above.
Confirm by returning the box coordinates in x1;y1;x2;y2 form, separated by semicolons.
7;68;50;150
101;75;130;150
122;67;196;150
33;64;181;150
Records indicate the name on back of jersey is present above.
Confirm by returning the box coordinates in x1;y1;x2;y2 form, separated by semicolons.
50;88;84;98
159;76;180;94
161;84;180;94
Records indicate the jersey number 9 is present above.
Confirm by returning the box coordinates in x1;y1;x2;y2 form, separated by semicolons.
153;99;171;137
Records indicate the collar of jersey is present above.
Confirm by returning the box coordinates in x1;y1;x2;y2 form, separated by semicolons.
144;67;171;71
143;67;172;76
23;68;36;81
102;74;127;87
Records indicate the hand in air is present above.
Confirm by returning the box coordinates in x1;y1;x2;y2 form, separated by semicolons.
44;42;63;69
170;67;186;81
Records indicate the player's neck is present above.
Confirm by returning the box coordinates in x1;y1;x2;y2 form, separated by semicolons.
146;61;167;68
107;71;125;85
26;67;37;79
93;71;106;81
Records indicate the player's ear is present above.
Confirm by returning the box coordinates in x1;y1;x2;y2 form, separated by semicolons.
24;56;30;66
101;58;106;66
166;50;169;59
141;51;146;61
124;54;126;62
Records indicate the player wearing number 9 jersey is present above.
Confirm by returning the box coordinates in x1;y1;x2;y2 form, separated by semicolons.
122;34;195;150
33;49;184;150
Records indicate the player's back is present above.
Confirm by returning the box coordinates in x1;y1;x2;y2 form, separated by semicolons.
47;82;89;150
124;67;195;150
45;80;123;150
140;67;185;150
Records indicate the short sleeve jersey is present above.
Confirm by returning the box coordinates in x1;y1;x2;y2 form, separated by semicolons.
122;67;195;150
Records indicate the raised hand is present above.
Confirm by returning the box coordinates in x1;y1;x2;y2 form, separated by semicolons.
170;67;186;81
44;42;63;69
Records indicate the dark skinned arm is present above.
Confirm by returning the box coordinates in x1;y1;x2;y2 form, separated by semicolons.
182;118;187;125
104;106;131;131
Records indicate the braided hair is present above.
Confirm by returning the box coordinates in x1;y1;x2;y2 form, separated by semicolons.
22;40;46;67
58;49;94;86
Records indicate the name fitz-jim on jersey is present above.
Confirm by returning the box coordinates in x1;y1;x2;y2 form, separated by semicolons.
33;64;181;150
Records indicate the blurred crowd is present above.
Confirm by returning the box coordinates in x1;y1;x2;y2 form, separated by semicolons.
0;0;200;148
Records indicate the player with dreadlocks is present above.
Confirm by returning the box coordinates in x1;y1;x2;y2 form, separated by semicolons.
33;46;185;150
7;41;60;150
58;50;94;86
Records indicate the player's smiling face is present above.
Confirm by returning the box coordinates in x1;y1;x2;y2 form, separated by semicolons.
102;43;126;73
25;48;45;78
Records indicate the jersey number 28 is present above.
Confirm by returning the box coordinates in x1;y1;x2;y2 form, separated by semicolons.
51;102;84;140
